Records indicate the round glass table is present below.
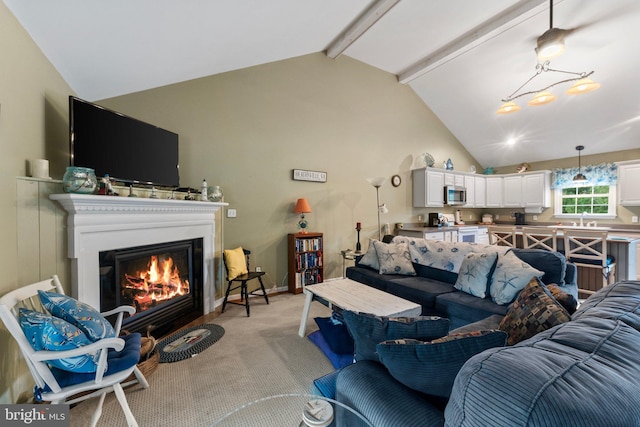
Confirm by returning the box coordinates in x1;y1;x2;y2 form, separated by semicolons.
209;393;373;426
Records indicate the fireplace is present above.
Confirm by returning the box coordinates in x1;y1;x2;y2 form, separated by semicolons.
50;193;225;334
100;238;204;335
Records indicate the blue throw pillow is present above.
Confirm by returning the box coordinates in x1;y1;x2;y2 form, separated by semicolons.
38;290;116;341
18;308;99;373
314;316;354;355
511;248;567;285
454;251;498;298
342;310;450;362
377;330;507;398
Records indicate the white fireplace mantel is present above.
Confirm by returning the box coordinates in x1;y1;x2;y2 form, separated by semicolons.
50;194;226;315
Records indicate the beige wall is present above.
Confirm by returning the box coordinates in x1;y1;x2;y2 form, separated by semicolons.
493;149;640;225
99;53;481;290
0;3;74;403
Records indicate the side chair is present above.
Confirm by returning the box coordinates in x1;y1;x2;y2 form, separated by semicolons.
222;248;269;317
522;227;557;251
0;275;148;427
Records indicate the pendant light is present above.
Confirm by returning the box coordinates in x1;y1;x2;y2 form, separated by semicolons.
573;145;587;182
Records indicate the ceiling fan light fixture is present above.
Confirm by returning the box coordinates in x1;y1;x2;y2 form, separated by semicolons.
536;28;566;61
528;91;557;106
496;101;521;114
566;78;601;95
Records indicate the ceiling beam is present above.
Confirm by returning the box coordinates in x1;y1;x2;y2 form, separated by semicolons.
398;0;551;84
326;0;402;59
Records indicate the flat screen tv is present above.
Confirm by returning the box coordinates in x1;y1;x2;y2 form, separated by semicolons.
70;96;180;188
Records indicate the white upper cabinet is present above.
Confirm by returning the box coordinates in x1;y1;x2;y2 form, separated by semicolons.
619;161;640;206
413;168;444;207
522;172;551;208
485;176;503;207
464;175;476;207
502;175;522;207
475;176;486;207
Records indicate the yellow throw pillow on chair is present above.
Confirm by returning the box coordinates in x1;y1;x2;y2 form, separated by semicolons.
224;247;248;280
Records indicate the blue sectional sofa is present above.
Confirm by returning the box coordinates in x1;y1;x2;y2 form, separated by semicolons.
346;237;578;329
326;280;640;427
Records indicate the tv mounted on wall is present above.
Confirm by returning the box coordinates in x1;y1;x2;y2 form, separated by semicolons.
69;96;180;188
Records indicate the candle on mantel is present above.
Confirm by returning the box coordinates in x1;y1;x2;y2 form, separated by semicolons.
356;222;361;230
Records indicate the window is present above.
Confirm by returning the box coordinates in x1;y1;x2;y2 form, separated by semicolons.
554;184;616;217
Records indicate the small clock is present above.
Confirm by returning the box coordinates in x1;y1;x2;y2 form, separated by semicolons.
391;174;401;187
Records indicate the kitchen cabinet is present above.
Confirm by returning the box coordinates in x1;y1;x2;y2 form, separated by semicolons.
413;168;444;207
475;176;486;207
522;172;551;208
464;175;476;207
619;161;640;206
503;175;522;207
485;177;503;208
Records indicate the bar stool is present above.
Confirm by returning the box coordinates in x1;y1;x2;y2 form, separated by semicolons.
522;227;557;251
222;248;269;317
563;229;616;297
488;226;517;247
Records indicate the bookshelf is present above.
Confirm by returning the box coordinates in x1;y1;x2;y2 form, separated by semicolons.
287;232;323;294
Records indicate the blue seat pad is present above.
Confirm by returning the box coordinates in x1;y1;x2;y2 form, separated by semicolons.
44;332;141;391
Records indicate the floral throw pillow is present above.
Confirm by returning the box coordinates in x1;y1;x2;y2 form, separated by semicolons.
372;240;416;276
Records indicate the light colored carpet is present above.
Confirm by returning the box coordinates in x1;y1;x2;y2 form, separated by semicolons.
70;293;334;426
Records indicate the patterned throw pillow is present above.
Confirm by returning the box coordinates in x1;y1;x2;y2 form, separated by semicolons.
499;277;571;345
454;251;498;298
18;308;99;373
377;330;507;398
39;290;116;341
546;284;578;314
490;251;544;305
372;240;416;276
342;310;450;362
357;240;380;270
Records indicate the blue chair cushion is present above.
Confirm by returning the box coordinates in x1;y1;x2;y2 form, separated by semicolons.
45;332;142;391
571;254;615;266
342;310;450;363
18;308;99;373
307;330;354;369
38;290;116;341
312;370;339;399
376;329;507;398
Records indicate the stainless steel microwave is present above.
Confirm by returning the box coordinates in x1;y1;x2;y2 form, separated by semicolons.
444;185;467;206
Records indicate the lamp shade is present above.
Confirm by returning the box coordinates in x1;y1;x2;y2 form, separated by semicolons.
496;101;521;114
294;198;312;214
367;177;386;188
566;78;601;95
528;91;557;106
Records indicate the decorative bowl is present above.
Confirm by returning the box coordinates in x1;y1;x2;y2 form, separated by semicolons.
63;166;98;194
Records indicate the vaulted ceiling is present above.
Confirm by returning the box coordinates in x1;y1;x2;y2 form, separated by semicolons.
6;0;640;168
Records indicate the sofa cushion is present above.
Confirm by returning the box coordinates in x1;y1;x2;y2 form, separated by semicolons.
454;251;498;298
572;280;640;332
490;251;544;305
373;240;416;276
346;265;395;292
18;308;99;373
336;360;445;427
435;291;509;330
412;262;458;284
38;290;115;342
446;317;640;427
510;248;567;285
357;239;380;270
499;277;571;345
342;310;450;362
377;330;507;398
386;276;457;314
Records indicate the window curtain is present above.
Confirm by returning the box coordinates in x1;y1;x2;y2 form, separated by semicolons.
551;162;618;189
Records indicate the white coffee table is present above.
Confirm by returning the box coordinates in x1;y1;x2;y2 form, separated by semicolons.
298;278;422;337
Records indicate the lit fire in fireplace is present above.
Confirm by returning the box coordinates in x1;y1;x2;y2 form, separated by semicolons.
123;255;190;312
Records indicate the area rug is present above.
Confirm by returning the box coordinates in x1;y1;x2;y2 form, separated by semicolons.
157;323;225;363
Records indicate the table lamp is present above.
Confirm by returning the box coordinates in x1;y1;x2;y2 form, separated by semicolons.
294;198;312;233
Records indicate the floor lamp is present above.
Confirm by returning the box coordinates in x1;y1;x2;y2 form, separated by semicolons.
368;177;387;240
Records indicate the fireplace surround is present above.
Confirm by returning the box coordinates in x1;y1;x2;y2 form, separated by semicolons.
50;194;225;332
